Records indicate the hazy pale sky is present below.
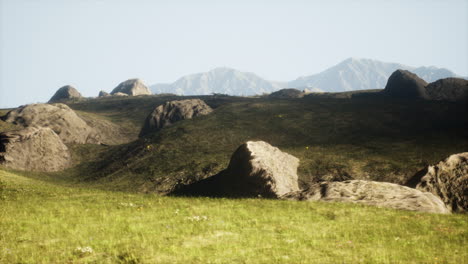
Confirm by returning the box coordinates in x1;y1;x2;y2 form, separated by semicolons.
1;0;467;108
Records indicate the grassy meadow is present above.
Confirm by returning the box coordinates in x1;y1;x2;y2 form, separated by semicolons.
1;169;467;264
1;95;467;263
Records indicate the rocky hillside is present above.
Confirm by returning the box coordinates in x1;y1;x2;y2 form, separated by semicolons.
52;94;467;194
1;74;466;199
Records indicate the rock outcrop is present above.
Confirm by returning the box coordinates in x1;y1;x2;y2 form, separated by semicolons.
384;69;429;99
413;153;468;213
1;103;100;144
284;180;449;214
111;79;151;96
48;85;82;103
269;88;305;98
0;127;72;172
139;99;213;137
426;78;468;102
173;141;300;198
98;90;110;97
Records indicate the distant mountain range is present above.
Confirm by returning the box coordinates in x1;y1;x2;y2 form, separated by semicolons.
151;67;284;96
150;58;463;95
288;58;460;92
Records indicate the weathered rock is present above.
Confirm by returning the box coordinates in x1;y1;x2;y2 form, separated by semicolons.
225;141;300;197
1;103;100;144
413;153;468;212
98;90;110;97
139;99;213;137
269;88;305;98
48;85;82;103
284;180;449;214
384;69;429;99
173;141;300;198
0;127;72;172
426;78;468;102
111;79;151;96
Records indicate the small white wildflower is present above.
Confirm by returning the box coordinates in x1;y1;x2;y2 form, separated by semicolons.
75;246;93;255
175;209;180;215
285;239;296;244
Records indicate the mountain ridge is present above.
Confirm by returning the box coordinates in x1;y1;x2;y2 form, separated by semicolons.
151;58;464;95
151;67;284;96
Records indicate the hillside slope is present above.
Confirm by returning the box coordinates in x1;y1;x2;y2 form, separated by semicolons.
60;95;467;194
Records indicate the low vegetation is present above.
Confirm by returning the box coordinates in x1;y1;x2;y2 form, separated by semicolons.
1;169;467;264
1;95;467;263
63;95;467;192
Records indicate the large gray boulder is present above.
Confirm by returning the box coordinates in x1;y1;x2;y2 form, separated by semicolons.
111;79;151;96
384;69;429;99
48;85;82;103
224;141;300;197
285;180;449;214
426;78;468;102
174;141;300;198
414;153;468;213
0;127;72;172
1;103;100;144
139;99;213;137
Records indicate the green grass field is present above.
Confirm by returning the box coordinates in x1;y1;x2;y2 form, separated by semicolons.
1;169;467;264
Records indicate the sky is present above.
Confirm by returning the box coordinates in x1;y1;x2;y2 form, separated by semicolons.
1;0;467;108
